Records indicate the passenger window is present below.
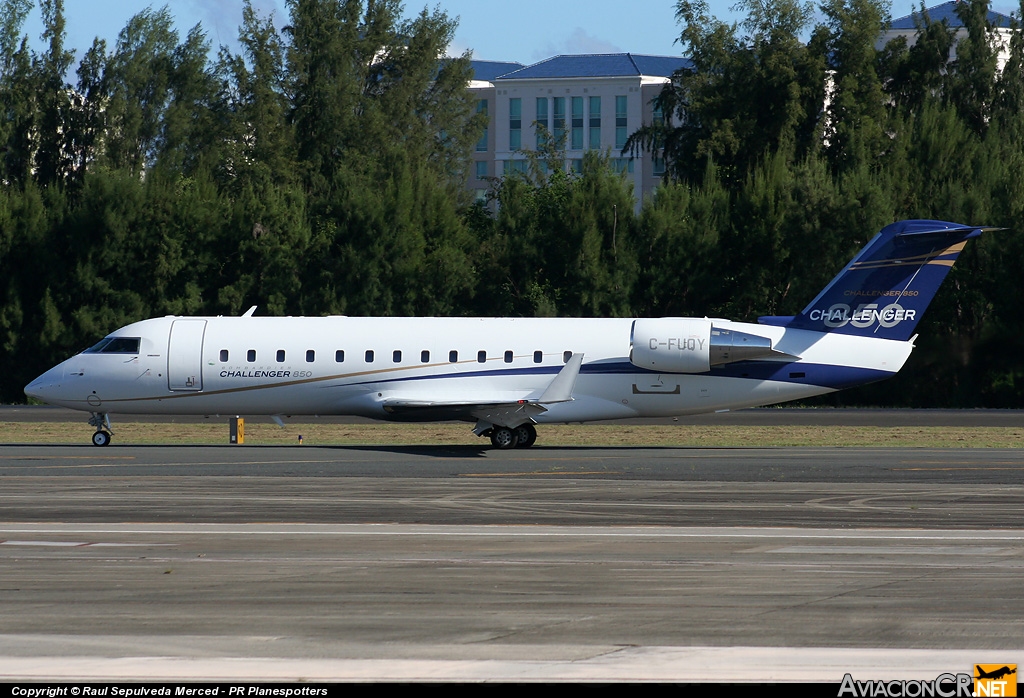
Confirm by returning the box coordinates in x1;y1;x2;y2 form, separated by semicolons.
533;351;542;363
477;350;486;363
365;350;374;363
276;350;285;362
247;349;256;362
421;350;429;363
335;350;345;363
220;350;229;362
393;350;402;363
504;350;513;363
449;350;458;363
563;350;572;363
306;350;315;363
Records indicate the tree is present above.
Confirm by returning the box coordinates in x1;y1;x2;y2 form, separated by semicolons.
818;0;890;172
878;6;955;112
627;0;824;186
0;0;35;186
101;7;179;176
946;0;1000;136
33;0;74;187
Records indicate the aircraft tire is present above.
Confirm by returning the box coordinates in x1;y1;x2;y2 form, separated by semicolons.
489;426;519;449
513;424;537;448
92;430;112;447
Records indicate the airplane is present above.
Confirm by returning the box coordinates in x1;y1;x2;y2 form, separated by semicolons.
975;666;1016;681
25;219;993;448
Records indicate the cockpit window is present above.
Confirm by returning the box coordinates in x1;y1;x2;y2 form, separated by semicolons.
84;337;141;354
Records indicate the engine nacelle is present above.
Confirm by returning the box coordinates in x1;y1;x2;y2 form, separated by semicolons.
630;319;778;373
630;318;713;373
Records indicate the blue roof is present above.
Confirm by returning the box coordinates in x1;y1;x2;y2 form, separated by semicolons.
470;60;525;81
495;53;692;80
888;1;1014;29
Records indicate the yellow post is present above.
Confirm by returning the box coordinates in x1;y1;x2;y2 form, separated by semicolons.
230;416;245;444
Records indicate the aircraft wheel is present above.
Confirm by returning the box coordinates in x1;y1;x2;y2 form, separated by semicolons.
489;426;519;449
513;424;537;448
92;430;112;447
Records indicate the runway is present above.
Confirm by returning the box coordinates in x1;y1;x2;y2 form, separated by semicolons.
1;431;1023;680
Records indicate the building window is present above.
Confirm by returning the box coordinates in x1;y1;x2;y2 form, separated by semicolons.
247;349;256;362
219;350;229;362
589;96;601;150
536;97;548;148
335;350;345;363
306;350;315;362
553;97;565;145
653;103;664;126
393;350;402;363
653;156;665;177
449;350;458;362
421;350;429;363
476;160;487;180
570;159;583;174
276;349;286;362
504;350;513;363
365;350;374;363
477;350;486;363
615;95;628;149
571;96;583;150
476;100;488;151
503;159;527;175
613;158;634;174
509;97;521;150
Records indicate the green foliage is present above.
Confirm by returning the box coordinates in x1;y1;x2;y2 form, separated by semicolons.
633;168;726;317
627;0;824;185
472;152;637;318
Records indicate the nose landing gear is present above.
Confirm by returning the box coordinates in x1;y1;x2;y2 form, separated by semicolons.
88;412;113;446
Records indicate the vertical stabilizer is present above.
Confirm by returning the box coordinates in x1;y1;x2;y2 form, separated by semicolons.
764;220;992;341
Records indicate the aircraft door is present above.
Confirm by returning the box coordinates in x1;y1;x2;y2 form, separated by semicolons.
167;319;207;391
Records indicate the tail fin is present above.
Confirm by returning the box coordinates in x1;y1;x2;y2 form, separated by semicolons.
760;220;995;341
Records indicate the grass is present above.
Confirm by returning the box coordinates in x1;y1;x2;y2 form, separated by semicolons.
3;420;1024;447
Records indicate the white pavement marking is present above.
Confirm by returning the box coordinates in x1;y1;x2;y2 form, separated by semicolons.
0;646;1019;682
1;523;1024;540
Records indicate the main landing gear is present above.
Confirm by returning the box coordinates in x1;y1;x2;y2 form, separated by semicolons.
484;423;537;449
89;412;113;447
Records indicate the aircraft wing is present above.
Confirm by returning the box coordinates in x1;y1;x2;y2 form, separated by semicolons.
381;353;584;428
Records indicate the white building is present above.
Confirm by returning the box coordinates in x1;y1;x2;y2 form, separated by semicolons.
877;1;1015;70
467;54;691;206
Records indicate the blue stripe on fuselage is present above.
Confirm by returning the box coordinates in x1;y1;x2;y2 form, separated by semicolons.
329;360;892;391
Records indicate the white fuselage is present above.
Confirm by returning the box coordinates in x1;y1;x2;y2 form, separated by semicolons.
25;315;914;422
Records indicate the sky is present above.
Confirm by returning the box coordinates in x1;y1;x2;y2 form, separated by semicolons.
20;0;1023;67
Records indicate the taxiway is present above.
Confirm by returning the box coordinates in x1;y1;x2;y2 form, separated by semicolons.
1;415;1022;681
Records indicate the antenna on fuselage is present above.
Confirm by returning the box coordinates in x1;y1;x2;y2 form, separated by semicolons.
242;306;257;318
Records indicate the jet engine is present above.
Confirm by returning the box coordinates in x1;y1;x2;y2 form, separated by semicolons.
629;318;778;373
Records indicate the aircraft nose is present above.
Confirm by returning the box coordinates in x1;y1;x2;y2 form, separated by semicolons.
24;365;64;403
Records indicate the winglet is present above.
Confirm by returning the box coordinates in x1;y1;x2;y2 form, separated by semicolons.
537;353;584;404
242;306;257;318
